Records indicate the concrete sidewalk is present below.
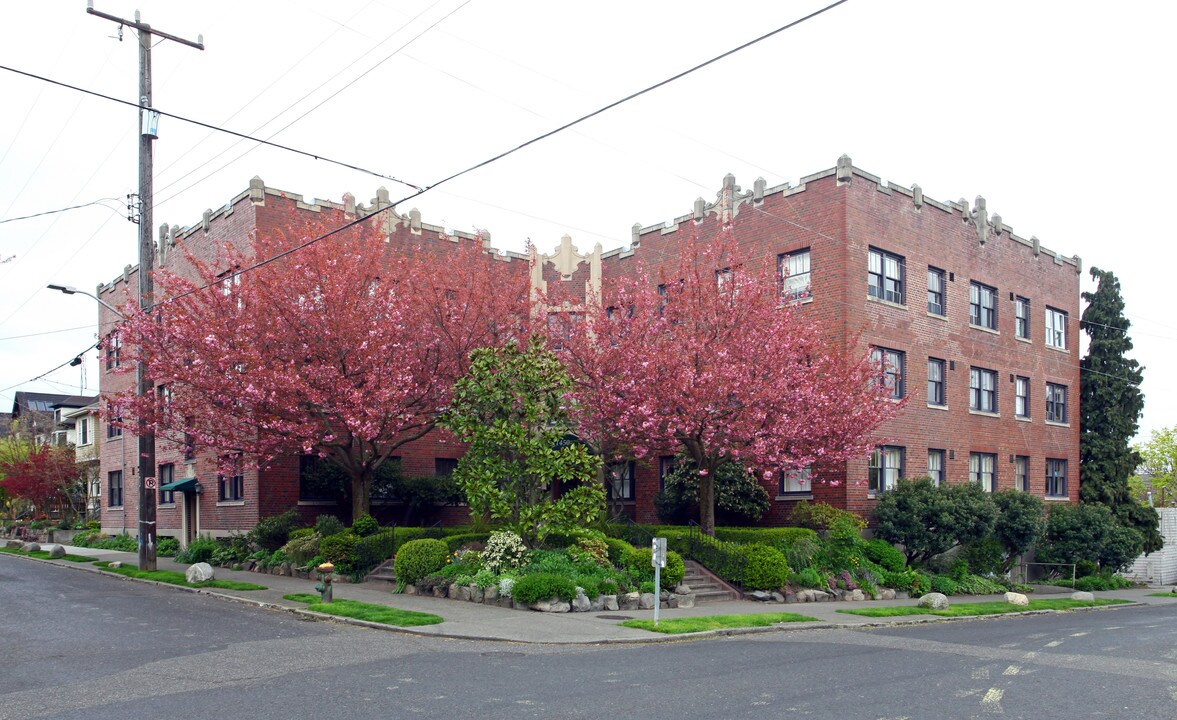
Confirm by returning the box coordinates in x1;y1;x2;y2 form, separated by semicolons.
18;545;1177;644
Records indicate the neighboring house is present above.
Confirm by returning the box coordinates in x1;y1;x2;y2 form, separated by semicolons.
96;156;1081;541
10;392;94;445
60;402;102;519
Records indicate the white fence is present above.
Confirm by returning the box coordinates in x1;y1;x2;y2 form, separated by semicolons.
1124;507;1177;585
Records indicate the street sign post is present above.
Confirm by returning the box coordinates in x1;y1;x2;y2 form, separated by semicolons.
652;537;667;626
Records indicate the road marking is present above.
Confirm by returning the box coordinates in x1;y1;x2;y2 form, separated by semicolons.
1002;665;1021;676
981;688;1005;713
972;668;991;679
1069;632;1088;637
1044;640;1062;648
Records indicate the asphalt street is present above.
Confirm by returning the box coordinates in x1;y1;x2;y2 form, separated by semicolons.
2;554;1175;719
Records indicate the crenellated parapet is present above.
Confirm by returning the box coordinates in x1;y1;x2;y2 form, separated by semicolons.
629;154;1082;274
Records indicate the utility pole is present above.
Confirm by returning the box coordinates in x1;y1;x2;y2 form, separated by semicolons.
87;2;203;571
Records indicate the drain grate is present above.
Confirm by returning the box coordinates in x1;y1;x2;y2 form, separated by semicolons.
596;614;634;620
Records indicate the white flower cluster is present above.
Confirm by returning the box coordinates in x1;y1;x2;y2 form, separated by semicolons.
482;530;528;573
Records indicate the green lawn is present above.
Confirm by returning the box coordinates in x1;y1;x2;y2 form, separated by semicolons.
621;612;819;634
282;593;444;627
1;546;98;563
1146;592;1177;598
93;560;266;591
837;598;1130;618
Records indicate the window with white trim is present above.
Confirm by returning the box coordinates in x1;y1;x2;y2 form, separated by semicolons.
1015;456;1029;492
1045;307;1067;349
871;347;905;399
927;267;946;316
927;358;946;406
1015;296;1030;339
779;465;811;495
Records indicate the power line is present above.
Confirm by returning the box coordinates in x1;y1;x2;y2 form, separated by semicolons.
0;324;108;342
168;0;852;299
0;198;123;225
0;339;100;395
0;63;423;192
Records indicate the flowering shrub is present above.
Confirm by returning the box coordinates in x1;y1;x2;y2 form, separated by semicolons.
481;531;529;573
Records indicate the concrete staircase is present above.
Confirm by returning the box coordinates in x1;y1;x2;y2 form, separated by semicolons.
681;559;741;604
365;558;398;587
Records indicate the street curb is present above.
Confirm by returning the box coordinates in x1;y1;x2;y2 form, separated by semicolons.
0;551;1148;645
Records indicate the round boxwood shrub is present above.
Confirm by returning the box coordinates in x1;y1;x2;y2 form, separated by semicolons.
393;538;450;585
604;538;635;567
511;572;577;604
862;538;906;572
319;531;360;573
351;513;379;538
740;543;791;591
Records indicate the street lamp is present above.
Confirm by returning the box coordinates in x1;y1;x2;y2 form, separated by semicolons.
48;282;156;571
47;284;125;318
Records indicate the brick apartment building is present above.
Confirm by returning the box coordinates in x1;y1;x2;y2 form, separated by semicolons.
97;157;1080;542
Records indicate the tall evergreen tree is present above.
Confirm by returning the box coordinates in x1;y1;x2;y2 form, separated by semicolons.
1079;267;1161;552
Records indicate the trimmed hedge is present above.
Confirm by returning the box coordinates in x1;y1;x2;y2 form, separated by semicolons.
320;531;359;573
715;527;818;547
394;538;450;585
740;544;791;591
511;572;578;604
604;538;635;567
444;533;491;552
861;538;906;572
355;529;396;576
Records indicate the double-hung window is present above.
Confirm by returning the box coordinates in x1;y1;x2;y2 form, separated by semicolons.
871;347;905;399
779;465;812;495
927;358;946;406
927;449;945;486
869;446;904;493
218;455;244;502
159;463;175;505
927;267;946;315
970;367;997;413
970;452;996;492
1046;383;1068;423
606;461;635;501
658;456;676;491
1015;296;1030;339
779;249;812;301
77;416;90;446
970;282;997;329
105;335;121;370
108;470;124;507
1046;459;1068;497
1045;307;1068;349
1015;376;1030;418
868;248;905;304
1015;456;1029;492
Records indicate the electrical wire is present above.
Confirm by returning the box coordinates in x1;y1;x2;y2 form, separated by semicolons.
0;198;123;225
0;63;423;192
165;0;853;300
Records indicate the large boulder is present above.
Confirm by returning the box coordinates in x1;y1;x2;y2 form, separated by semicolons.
572;589;591;613
41;544;66;558
916;592;949;610
638;593;657;610
602;594;619;611
185;562;215;583
1004;592;1029;607
1070;591;1095;602
20;542;41;553
677;593;696;609
619;592;640;611
6;539;23;549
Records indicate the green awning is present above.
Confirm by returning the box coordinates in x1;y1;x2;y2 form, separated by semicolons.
160;477;199;493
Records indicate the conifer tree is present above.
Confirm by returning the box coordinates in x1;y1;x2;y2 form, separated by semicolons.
1079;267;1161;552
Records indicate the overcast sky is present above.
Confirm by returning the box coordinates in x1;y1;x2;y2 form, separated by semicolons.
1;0;1173;443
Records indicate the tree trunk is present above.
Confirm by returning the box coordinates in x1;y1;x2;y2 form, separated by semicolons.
350;470;370;522
698;472;716;537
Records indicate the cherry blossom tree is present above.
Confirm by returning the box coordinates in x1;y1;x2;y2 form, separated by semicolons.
557;227;900;536
0;442;84;519
108;212;530;519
